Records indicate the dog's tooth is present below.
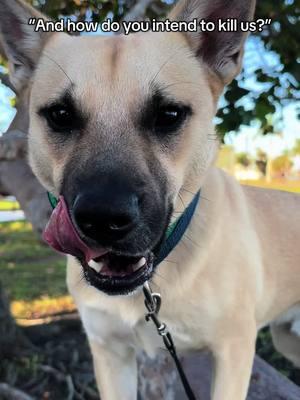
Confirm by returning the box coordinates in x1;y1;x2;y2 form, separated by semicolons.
88;260;104;273
138;257;147;268
133;257;146;272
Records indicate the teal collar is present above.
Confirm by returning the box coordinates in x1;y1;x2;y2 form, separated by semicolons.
47;192;59;209
47;190;200;266
153;191;200;266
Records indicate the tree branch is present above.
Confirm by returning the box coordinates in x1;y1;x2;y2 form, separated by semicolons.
0;130;27;161
0;72;15;92
0;384;34;400
0;40;6;59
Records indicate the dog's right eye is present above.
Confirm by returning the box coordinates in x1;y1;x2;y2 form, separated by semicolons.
43;105;74;132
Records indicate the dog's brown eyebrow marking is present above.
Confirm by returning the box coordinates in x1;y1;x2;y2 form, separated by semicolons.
107;37;124;78
37;86;88;132
139;88;192;137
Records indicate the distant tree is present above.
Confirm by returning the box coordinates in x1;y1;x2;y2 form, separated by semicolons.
236;152;252;168
218;0;300;137
256;149;268;176
291;139;300;156
271;154;293;178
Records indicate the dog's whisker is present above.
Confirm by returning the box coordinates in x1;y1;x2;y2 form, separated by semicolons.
43;52;74;86
164;259;178;264
149;45;188;89
178;237;190;253
178;193;186;209
149;280;162;292
76;272;87;288
183;234;202;249
199;195;212;202
181;188;197;196
160;81;201;92
154;271;169;283
181;187;211;203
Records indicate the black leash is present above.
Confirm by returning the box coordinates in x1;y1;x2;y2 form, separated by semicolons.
143;282;197;400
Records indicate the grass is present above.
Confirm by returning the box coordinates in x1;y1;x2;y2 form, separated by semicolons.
0;221;71;319
11;295;76;320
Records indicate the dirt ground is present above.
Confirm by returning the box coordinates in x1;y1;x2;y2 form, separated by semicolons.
1;316;99;400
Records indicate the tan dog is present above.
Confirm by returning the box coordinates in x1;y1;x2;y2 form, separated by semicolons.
1;0;300;399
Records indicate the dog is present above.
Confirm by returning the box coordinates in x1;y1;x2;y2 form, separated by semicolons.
1;0;300;399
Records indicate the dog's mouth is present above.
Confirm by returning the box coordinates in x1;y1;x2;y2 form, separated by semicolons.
82;252;154;295
43;195;164;296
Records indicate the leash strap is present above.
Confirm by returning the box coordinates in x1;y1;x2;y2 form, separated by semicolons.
143;282;197;400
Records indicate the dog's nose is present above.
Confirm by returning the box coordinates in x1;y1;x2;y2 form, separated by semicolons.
73;189;140;243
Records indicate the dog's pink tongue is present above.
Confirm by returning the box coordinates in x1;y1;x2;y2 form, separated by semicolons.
43;196;107;263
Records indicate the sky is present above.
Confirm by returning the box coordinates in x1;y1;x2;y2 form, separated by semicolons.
224;103;300;157
0;73;16;133
0;34;299;159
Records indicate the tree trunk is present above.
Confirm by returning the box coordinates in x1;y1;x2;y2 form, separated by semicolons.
0;86;51;235
0;47;48;363
138;351;300;400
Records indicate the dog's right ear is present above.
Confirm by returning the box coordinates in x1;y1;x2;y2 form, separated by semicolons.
0;0;52;91
169;0;256;86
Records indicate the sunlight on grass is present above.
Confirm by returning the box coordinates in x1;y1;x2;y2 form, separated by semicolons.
12;295;76;321
241;179;300;193
0;221;69;315
1;220;31;233
0;199;20;211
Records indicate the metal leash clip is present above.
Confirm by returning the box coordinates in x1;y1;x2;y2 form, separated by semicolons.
142;281;197;400
143;282;174;350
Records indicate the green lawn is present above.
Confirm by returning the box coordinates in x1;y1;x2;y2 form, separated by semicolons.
0;221;66;302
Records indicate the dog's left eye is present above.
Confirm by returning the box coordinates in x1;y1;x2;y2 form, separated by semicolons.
153;105;189;134
44;105;74;131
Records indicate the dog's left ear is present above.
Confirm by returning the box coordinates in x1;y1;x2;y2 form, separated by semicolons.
0;0;53;92
169;0;256;85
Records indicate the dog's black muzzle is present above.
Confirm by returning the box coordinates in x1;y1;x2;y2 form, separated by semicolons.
62;171;170;295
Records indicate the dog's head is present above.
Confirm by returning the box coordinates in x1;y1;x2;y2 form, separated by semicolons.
0;0;255;295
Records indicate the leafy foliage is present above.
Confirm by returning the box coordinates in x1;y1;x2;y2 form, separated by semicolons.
291;138;300;155
257;328;300;384
218;0;300;138
236;152;252;167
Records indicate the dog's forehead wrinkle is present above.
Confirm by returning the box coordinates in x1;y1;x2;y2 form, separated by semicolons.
34;32;209;123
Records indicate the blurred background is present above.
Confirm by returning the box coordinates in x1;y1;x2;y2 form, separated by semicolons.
0;0;299;399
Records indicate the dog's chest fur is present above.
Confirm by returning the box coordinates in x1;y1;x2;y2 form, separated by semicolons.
75;286;199;357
